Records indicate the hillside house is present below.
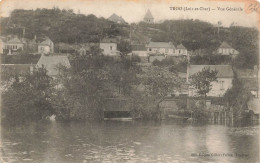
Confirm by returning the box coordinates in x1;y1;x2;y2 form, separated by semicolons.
175;44;188;56
146;42;176;55
38;38;54;54
131;44;148;62
36;55;70;77
143;9;154;24
216;42;239;55
187;65;234;97
108;13;126;24
0;38;4;54
3;37;24;55
100;43;120;56
235;67;258;97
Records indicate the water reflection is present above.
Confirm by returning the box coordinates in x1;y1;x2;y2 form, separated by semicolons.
1;121;259;162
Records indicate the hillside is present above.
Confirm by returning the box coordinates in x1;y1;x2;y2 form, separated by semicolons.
1;8;258;68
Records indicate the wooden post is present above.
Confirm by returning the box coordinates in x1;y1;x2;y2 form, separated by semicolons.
224;111;227;126
218;111;221;124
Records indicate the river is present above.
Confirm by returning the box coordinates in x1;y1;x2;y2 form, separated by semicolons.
0;121;259;163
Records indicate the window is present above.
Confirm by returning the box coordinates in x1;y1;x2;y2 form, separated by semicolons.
179;50;181;54
149;48;152;51
110;46;113;50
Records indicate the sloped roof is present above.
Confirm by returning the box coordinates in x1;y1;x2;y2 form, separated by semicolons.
131;44;146;51
219;41;233;49
146;42;175;48
144;9;154;19
108;13;126;23
36;55;70;76
6;37;23;44
176;44;186;49
188;65;234;78
104;98;130;111
234;68;257;78
1;64;33;77
39;38;53;46
247;98;260;114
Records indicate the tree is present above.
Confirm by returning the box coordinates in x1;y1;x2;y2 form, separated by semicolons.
117;40;132;56
131;66;181;120
223;73;253;113
2;66;54;124
190;67;218;99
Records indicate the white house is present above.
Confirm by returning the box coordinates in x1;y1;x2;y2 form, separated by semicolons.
187;65;234;97
3;37;24;55
175;44;188;56
38;38;54;54
146;42;176;56
216;42;239;55
99;43;120;56
36;55;70;77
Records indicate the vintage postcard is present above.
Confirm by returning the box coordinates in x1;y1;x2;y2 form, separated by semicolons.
0;0;259;162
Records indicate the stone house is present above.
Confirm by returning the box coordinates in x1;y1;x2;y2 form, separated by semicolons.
175;44;188;56
131;44;148;62
3;37;24;55
187;65;234;97
146;42;176;56
216;41;239;55
38;38;54;54
99;43;120;56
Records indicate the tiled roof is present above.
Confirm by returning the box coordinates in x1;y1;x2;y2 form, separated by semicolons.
131;44;146;51
39;38;53;46
219;41;233;49
188;65;233;78
108;13;126;23
6;37;23;44
146;42;175;48
104;98;130;111
176;44;186;49
36;55;70;76
1;64;33;76
144;9;154;19
234;68;257;78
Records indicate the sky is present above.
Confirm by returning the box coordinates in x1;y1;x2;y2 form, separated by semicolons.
0;0;258;27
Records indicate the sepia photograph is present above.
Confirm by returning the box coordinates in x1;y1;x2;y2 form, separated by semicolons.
0;0;259;162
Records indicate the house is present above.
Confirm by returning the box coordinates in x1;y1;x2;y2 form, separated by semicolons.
143;9;154;24
187;65;234;97
175;44;188;56
247;98;260;124
146;42;176;55
38;38;54;54
100;42;120;56
235;66;258;97
0;38;4;54
108;13;126;24
36;55;70;76
3;37;24;55
131;44;148;62
216;41;239;55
